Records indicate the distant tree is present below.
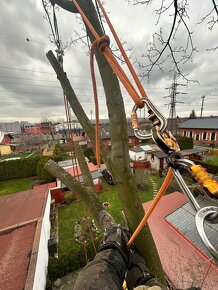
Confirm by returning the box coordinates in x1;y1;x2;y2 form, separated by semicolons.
53;143;64;157
41;117;57;140
189;109;197;119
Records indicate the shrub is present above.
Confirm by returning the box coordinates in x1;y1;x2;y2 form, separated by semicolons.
62;191;76;204
36;156;64;183
176;136;193;150
0;157;40;181
83;148;97;164
53;144;64;158
47;238;101;281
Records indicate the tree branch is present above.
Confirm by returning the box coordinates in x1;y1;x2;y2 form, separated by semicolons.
45;159;114;229
46;50;110;166
74;143;95;191
51;0;79;13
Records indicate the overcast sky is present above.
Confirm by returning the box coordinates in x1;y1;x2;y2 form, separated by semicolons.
0;0;217;123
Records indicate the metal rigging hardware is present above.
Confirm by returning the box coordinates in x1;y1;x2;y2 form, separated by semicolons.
132;98;218;261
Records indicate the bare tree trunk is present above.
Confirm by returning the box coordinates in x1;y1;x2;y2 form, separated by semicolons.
45;159;114;229
74;143;95;191
46;51;110;168
47;0;166;283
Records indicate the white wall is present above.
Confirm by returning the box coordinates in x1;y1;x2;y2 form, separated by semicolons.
93;177;99;185
146;154;160;171
129;150;145;161
32;192;51;290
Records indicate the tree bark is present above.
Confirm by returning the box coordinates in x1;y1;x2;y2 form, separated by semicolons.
45;159;114;229
74;143;95;191
47;0;166;283
46;51;110;168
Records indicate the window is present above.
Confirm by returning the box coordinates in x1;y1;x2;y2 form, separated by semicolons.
202;132;207;140
183;131;187;137
189;131;193;138
195;133;200;141
211;132;216;141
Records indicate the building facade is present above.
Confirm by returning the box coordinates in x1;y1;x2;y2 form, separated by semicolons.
179;117;218;146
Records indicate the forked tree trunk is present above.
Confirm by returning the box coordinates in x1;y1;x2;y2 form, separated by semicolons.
47;0;166;283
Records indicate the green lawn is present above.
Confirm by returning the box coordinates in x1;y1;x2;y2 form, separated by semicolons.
58;181;123;256
0;178;32;196
205;155;218;165
0;151;39;161
58;173;162;257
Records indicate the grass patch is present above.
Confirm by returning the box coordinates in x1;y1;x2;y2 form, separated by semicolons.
0;152;39;160
205;155;218;165
58;173;163;257
0;178;32;196
58;180;122;257
58;201;89;256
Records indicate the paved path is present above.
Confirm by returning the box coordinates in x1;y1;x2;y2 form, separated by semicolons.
149;176;158;197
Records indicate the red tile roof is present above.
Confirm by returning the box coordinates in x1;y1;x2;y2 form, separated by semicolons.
33;181;56;189
65;162;98;177
143;192;218;289
0;188;49;290
0;224;36;290
0;188;48;229
72;135;88;142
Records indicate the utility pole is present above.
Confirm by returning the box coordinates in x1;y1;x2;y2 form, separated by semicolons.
200;95;205;118
164;74;186;134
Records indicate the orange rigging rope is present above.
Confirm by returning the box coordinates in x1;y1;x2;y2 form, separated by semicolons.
90;40;101;170
72;0;174;246
96;0;148;100
128;168;173;246
72;0;144;109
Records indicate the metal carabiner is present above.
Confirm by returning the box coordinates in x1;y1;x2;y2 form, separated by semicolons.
195;206;218;262
172;168;201;212
131;98;167;140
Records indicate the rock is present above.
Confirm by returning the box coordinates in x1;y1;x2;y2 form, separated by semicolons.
53;278;61;288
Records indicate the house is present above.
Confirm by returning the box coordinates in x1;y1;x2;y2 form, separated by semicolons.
22;122;56;135
143;192;218;289
0;188;51;290
179;117;218;146
0;131;14;155
0;121;23;134
93;124;139;148
71;135;89;146
57;161;103;193
146;147;209;172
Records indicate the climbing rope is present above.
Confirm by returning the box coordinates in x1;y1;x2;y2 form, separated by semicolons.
72;0;144;109
90;40;101;170
71;0;218;260
72;0;172;244
128;168;173;246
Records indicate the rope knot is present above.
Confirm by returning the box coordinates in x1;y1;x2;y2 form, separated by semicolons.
98;35;110;52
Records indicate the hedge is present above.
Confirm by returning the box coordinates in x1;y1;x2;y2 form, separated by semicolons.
0;157;40;181
47;238;101;281
191;159;218;174
0;155;64;182
176;136;193;150
36;156;64;183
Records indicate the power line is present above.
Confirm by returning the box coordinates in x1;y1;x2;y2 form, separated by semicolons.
0;77;216;91
0;81;104;89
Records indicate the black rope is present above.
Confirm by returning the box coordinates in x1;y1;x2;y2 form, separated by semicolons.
95;0;105;35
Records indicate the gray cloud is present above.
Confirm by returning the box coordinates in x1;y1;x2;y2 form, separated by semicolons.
0;0;217;122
